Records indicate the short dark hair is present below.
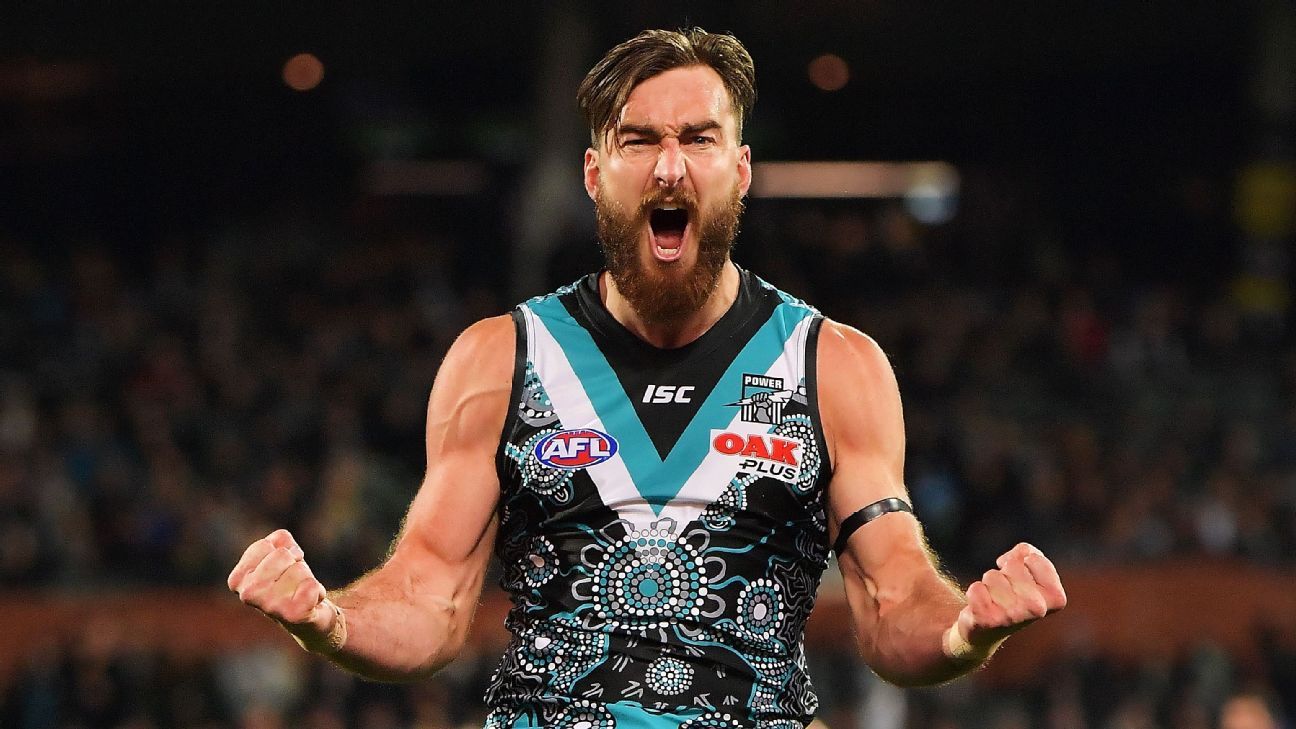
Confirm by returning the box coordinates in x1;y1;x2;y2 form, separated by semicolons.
577;28;756;148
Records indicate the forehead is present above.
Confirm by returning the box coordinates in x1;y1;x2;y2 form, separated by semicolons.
618;65;736;131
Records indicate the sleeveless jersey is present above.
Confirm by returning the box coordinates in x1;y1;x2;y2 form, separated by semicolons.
484;268;833;729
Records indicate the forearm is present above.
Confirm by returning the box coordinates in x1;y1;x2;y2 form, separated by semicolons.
295;570;474;682
848;572;986;686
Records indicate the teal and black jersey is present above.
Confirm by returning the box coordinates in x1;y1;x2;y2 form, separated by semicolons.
485;268;833;729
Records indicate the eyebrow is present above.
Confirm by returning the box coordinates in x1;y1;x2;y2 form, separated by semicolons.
615;120;724;139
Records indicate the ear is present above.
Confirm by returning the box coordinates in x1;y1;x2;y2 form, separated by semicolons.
583;148;600;202
736;144;752;198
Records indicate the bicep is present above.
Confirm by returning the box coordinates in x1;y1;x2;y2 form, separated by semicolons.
819;322;937;599
382;316;514;592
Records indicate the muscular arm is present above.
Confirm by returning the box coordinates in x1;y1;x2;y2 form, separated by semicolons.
819;320;1065;686
229;315;514;681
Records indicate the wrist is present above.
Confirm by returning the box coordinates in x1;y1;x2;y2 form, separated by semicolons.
288;600;348;656
941;622;1004;665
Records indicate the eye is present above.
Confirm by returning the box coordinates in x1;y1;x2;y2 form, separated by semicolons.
688;135;716;146
622;138;651;146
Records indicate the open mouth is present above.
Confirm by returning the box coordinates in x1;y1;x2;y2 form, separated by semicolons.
648;206;690;262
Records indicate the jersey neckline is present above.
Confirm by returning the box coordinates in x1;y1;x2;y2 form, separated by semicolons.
572;264;765;362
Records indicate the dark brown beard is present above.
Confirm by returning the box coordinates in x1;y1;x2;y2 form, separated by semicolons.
595;184;744;325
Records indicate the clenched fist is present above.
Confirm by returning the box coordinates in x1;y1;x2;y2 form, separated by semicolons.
227;529;346;653
945;542;1067;660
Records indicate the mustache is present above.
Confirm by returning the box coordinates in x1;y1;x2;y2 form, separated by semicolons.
634;188;699;219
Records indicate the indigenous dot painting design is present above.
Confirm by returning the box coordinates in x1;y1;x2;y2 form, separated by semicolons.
750;652;796;714
771;413;820;493
785;647;820;717
645;656;694;696
700;477;750;531
517;622;609;689
588;525;708;630
518;536;558;588
681;712;746;728
551;700;616;729
505;428;574;503
519;362;558;427
736;578;783;644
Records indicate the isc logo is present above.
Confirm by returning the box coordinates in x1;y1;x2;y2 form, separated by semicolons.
642;384;694;404
534;429;619;470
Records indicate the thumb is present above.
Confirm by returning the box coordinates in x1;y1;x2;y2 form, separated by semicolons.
305;594;339;634
955;600;977;643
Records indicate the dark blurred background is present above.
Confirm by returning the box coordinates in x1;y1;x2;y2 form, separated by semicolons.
3;2;1296;728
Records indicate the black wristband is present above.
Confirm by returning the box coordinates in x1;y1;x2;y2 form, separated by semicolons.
833;497;913;555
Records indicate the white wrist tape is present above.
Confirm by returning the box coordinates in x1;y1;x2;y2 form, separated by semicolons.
291;601;348;655
942;623;1002;664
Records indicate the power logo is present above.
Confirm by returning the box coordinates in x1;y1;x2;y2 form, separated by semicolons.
534;429;619;470
711;431;803;482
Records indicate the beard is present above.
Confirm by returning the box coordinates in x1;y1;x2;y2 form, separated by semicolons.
595;183;744;325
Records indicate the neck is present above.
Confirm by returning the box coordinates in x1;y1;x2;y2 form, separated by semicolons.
599;261;741;349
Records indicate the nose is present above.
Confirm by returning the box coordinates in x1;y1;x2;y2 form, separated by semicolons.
653;138;685;188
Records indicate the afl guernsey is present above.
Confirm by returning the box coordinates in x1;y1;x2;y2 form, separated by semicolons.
485;268;833;729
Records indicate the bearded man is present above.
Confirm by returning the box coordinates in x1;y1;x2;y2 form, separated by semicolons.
228;28;1066;728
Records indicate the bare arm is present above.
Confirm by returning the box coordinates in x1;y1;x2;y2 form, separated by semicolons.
819;320;1065;686
228;315;514;681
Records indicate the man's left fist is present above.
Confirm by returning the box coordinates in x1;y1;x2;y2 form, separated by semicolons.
946;542;1067;659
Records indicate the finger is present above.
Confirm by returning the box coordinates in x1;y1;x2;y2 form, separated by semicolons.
256;559;316;620
265;529;305;561
240;547;301;601
227;538;276;592
270;561;325;624
1023;551;1068;611
965;580;1009;633
980;570;1017;614
997;552;1033;586
992;564;1050;622
995;542;1033;570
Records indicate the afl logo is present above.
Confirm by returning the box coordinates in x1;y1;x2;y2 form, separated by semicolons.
534;429;619;470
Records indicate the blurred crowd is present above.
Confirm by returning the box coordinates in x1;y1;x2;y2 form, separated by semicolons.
3;162;1295;726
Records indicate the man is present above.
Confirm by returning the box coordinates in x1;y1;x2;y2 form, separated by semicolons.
228;28;1066;727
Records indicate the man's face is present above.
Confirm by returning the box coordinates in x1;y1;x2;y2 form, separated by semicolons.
584;65;752;324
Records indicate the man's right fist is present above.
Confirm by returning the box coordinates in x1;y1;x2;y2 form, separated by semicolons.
227;529;339;647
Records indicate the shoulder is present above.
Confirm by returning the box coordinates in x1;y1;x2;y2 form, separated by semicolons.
435;315;517;389
448;315;516;358
817;319;896;391
816;319;903;461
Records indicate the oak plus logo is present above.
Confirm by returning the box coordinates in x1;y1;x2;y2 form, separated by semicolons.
642;384;694;404
710;430;803;482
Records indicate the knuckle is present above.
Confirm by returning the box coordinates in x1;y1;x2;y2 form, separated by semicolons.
237;585;261;606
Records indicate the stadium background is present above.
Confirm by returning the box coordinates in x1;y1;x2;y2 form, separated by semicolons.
3;2;1296;727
